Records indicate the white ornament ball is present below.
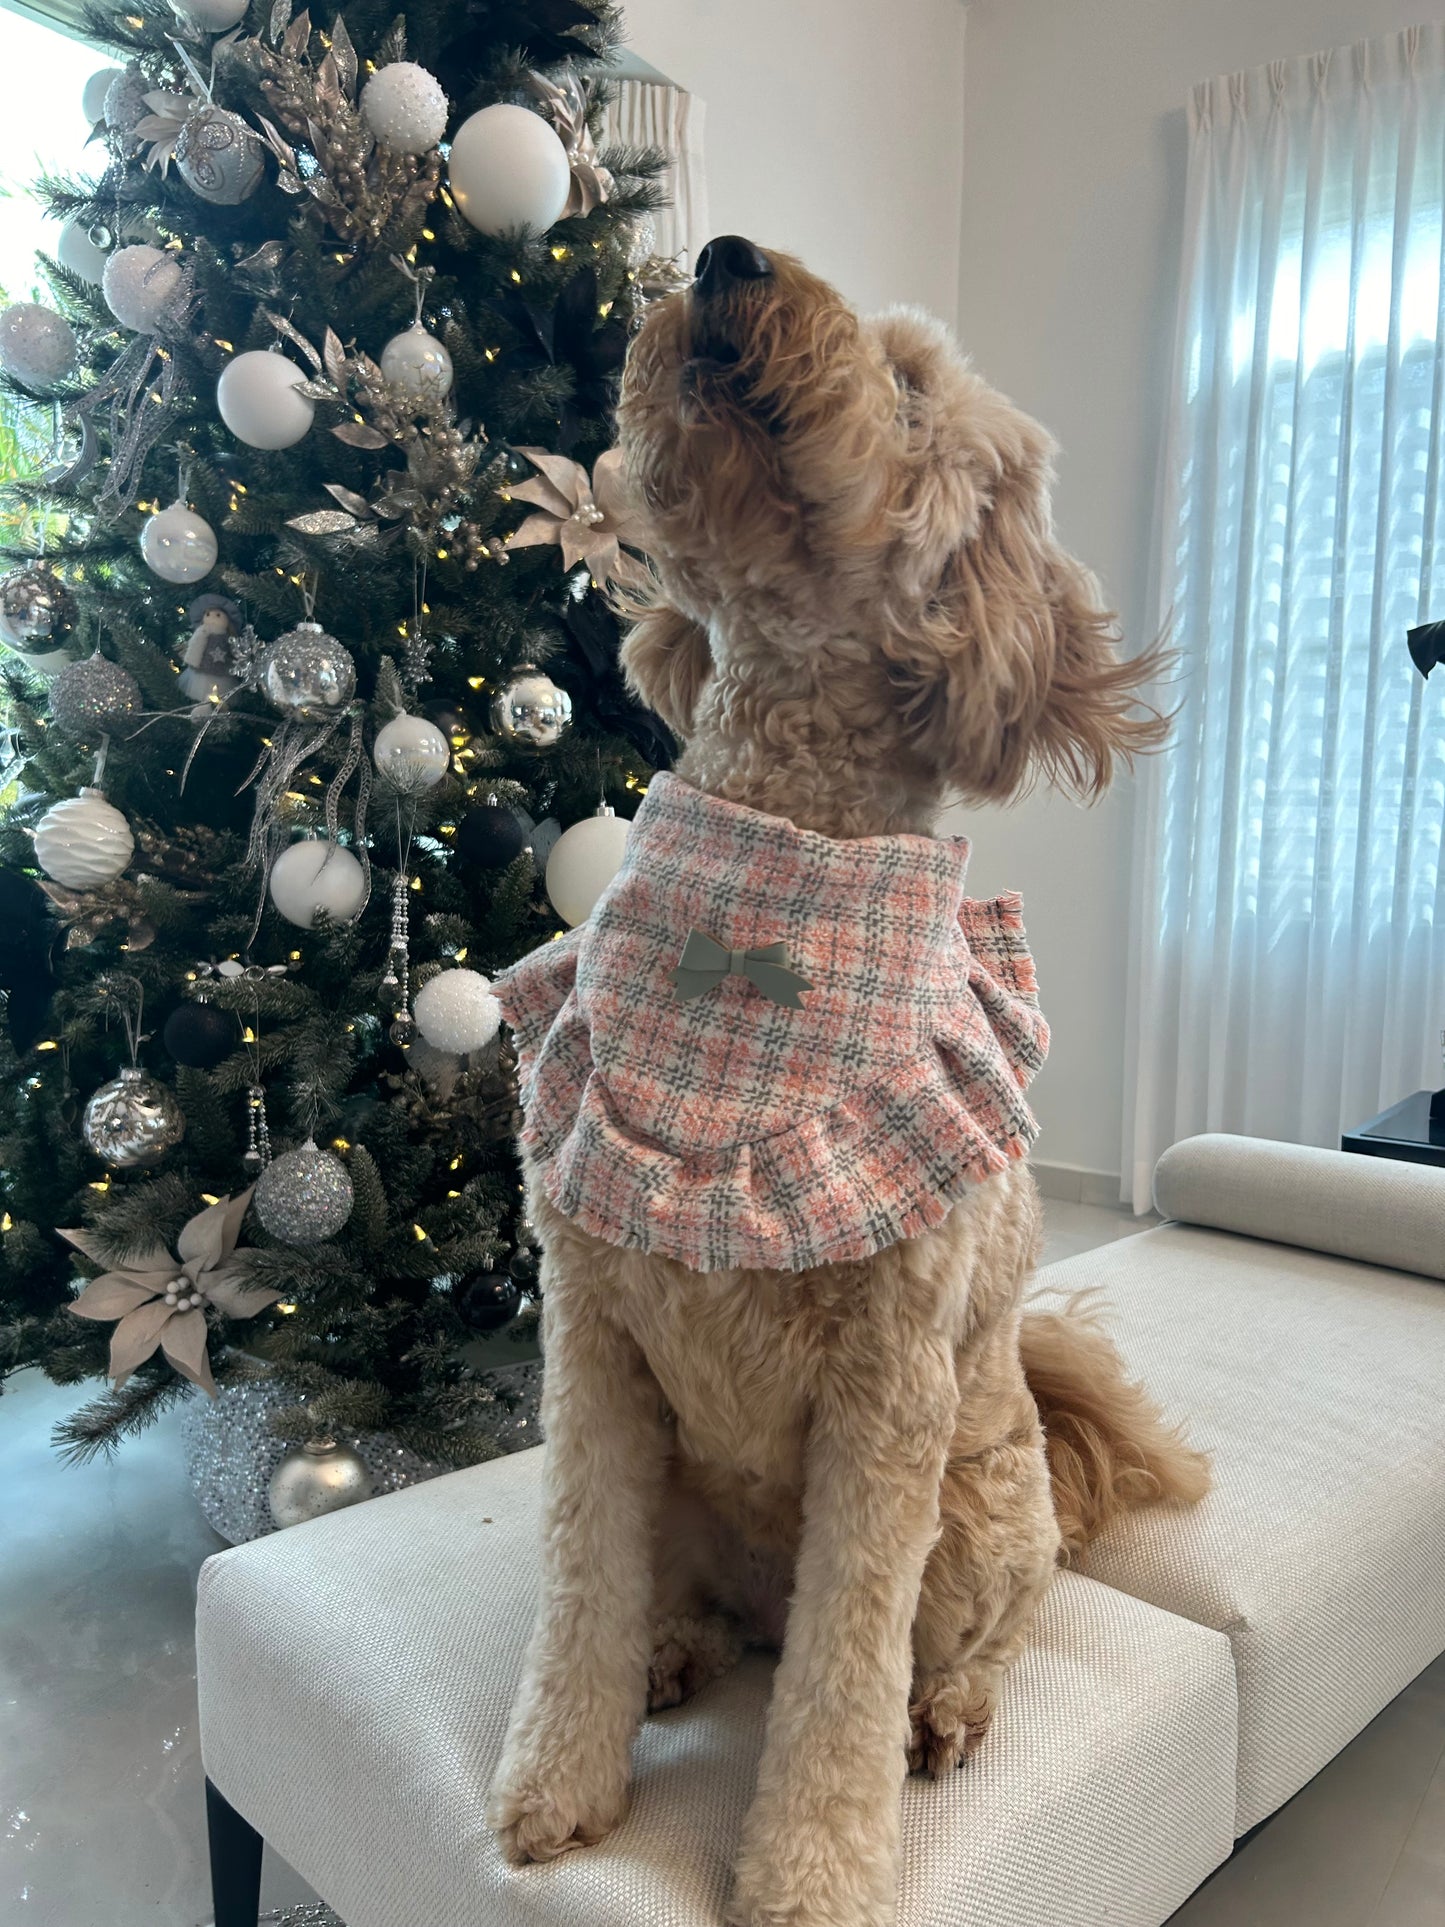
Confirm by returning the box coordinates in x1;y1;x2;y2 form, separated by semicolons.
546;808;631;927
102;244;182;333
448;103;571;237
413;968;503;1055
56;218;109;285
83;66;125;124
216;349;315;449
34;788;134;890
0;303;77;390
103;67;149;146
141;500;218;584
380;322;453;402
169;0;250;29
360;61;448;156
268;839;368;929
174;104;267;206
372;713;451;789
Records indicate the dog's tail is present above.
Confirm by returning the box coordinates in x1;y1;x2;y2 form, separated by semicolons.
1019;1292;1211;1563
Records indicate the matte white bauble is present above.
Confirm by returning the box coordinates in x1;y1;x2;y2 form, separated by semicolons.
413;968;503;1055
83;66;125;124
360;61;448;155
34;788;134;890
168;0;250;28
380;322;453;401
545;806;631;927
268;840;368;929
0;303;77;390
56;218;109;285
140;500;218;584
372;713;451;788
448;103;570;237
102;244;182;332
216;349;315;449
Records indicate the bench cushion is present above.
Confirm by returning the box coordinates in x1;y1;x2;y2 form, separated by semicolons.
197;1449;1236;1927
1043;1220;1445;1832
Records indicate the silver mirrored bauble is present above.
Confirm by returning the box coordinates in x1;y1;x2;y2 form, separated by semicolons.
0;302;78;390
267;1438;371;1529
253;1138;354;1242
175;104;266;206
489;664;572;748
82;1066;185;1167
48;650;142;737
0;564;77;651
259;621;356;719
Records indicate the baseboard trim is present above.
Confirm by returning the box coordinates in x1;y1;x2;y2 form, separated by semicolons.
1031;1161;1122;1207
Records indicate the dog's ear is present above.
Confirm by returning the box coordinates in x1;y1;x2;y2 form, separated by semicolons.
620;602;713;740
882;403;1171;805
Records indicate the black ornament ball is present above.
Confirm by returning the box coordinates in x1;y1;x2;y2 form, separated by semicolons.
508;1243;540;1285
422;698;476;753
163;1000;235;1069
455;1269;521;1332
453;803;529;869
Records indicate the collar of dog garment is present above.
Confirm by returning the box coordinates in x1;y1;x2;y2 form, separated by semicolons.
492;772;1050;1274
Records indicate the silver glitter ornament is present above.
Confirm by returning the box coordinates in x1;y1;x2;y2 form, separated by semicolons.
0;563;78;652
490;663;572;748
259;621;357;720
267;1437;372;1528
253;1137;354;1242
175;103;267;206
47;650;142;737
82;1065;186;1167
180;1371;541;1544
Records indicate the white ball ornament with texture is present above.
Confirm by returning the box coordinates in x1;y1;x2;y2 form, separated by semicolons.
372;713;450;789
546;805;631;927
254;1138;355;1243
217;349;315;449
360;61;448;155
268;839;367;929
0;304;77;390
380;322;453;401
56;218;109;285
168;0;250;29
83;66;125;124
102;244;182;332
34;788;134;890
175;105;267;205
141;500;217;583
268;1438;371;1527
413;968;503;1055
103;67;149;147
448;103;570;236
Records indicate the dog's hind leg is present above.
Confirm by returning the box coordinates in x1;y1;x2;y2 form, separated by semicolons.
907;1420;1059;1776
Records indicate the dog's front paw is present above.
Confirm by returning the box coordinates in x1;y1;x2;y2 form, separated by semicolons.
906;1666;998;1777
727;1819;897;1927
488;1755;631;1864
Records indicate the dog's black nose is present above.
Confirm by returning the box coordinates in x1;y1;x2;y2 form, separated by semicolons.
694;235;773;296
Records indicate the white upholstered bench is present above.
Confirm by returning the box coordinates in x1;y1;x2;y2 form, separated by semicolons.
196;1135;1445;1927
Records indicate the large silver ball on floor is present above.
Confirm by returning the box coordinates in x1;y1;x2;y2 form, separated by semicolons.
267;1438;372;1529
82;1066;185;1167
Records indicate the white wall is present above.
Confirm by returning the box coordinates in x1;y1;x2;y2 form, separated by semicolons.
948;0;1445;1186
619;0;966;321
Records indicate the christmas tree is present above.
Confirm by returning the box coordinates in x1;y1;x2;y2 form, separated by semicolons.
0;0;673;1472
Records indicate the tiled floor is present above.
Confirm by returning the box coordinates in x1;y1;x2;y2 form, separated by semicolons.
1;1198;1441;1927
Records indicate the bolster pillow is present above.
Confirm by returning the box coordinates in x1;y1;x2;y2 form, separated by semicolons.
1152;1132;1445;1283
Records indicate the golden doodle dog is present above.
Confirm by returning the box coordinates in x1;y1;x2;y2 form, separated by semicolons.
487;236;1209;1927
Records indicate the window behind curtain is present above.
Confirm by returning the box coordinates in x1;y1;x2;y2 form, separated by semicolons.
1125;28;1445;1208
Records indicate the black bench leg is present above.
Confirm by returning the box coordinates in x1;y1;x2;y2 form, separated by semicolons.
205;1776;263;1927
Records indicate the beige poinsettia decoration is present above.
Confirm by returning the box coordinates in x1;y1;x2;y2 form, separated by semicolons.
61;1188;276;1398
504;447;651;591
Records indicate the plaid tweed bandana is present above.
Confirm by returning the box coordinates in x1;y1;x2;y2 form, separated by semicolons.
494;773;1049;1274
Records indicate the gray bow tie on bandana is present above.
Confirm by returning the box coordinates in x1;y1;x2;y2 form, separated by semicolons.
670;929;813;1009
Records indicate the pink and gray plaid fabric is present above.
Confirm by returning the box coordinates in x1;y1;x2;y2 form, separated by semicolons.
494;773;1049;1274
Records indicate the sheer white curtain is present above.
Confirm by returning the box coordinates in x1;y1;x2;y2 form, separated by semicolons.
1123;26;1445;1210
601;80;709;270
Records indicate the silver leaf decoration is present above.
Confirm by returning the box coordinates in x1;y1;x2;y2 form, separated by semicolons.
269;0;293;43
323;483;372;517
286;509;359;534
329;15;358;99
